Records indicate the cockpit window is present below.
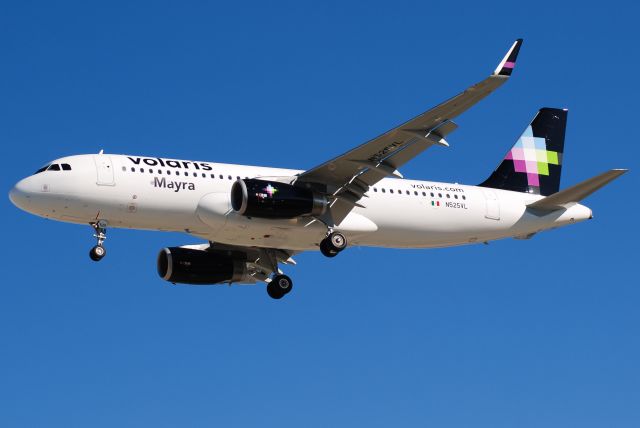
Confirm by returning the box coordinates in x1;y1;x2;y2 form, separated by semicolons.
34;164;51;174
34;162;71;174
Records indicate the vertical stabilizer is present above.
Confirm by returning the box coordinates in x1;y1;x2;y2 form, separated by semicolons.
479;108;567;196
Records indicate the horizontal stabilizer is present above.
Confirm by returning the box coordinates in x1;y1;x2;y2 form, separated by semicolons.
527;169;628;211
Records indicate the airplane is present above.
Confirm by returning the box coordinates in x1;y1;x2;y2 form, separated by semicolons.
9;39;627;299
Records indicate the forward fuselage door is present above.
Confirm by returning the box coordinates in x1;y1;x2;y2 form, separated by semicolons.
93;155;115;186
482;189;500;220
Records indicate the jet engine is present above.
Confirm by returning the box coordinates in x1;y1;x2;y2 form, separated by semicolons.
157;247;248;285
231;178;327;219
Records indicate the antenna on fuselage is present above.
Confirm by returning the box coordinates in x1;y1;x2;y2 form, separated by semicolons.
98;149;104;155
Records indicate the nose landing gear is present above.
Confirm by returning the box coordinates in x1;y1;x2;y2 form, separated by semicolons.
320;231;347;258
89;220;107;261
90;245;106;261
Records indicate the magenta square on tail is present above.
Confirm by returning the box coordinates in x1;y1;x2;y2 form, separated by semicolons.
513;159;527;173
527;172;540;186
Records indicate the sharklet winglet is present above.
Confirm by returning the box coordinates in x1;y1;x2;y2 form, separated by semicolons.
493;38;523;77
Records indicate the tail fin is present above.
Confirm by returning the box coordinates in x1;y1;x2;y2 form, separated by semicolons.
479;108;568;196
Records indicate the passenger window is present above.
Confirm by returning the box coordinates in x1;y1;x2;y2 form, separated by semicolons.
211;174;215;178
438;193;442;198
462;195;466;200
140;168;145;173
131;167;135;172
193;172;197;177
373;188;377;192
61;164;71;171
228;175;232;180
446;194;450;198
219;174;223;179
406;190;410;195
167;170;171;175
430;192;434;197
422;192;426;196
158;170;162;175
175;171;179;176
381;188;386;193
390;189;394;194
48;164;61;171
454;194;458;199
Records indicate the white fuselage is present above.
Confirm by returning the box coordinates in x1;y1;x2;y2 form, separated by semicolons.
9;154;593;251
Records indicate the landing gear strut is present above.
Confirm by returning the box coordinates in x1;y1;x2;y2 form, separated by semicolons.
266;274;293;299
320;231;347;258
89;220;107;262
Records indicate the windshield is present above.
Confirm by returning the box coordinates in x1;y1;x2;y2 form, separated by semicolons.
34;164;51;174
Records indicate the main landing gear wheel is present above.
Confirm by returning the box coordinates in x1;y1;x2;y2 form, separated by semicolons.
266;274;293;299
89;245;106;261
89;220;108;262
320;231;347;258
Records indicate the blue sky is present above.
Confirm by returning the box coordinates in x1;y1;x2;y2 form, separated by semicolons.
1;1;638;427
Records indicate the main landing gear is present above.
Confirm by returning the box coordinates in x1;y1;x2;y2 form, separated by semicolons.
89;220;107;262
266;274;293;300
264;230;346;299
320;231;347;258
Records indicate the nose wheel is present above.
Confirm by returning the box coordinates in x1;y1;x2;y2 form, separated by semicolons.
89;220;108;262
90;245;106;261
320;231;347;258
266;274;293;299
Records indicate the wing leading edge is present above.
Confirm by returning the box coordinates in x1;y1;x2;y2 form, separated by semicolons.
296;39;524;225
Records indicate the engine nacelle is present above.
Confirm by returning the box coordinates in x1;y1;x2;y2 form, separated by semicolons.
157;247;247;285
231;178;327;219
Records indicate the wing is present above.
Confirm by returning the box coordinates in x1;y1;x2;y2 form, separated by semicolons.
296;39;523;225
202;242;298;283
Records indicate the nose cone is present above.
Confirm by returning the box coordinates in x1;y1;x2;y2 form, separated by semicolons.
9;178;33;211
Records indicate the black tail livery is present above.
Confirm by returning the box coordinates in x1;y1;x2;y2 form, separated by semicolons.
480;108;567;196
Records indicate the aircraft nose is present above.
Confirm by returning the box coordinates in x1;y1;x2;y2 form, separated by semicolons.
9;178;33;211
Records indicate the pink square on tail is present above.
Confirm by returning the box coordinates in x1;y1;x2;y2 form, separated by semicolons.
510;147;525;160
513;159;526;172
527;173;540;186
